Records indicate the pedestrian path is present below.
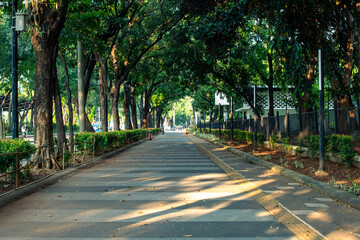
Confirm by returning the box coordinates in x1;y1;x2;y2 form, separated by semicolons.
0;132;299;239
190;135;360;240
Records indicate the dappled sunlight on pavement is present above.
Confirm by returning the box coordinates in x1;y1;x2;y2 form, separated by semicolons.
0;132;358;239
190;135;360;240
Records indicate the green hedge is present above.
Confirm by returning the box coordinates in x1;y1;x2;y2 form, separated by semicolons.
75;128;161;152
201;128;264;144
0;139;35;174
306;134;356;167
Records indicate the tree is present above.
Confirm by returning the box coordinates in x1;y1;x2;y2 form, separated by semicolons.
27;0;69;166
106;0;183;130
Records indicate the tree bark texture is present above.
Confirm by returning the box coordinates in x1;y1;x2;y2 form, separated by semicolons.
296;55;317;138
54;64;67;158
74;52;96;133
78;40;86;132
72;95;94;132
156;105;163;128
130;84;138;129
99;83;106;132
28;0;69;167
33;45;55;167
111;95;120;130
131;96;138;129
59;50;74;153
267;54;274;118
338;4;355;134
95;51;108;132
123;84;132;130
139;93;144;122
141;84;154;129
329;4;355;134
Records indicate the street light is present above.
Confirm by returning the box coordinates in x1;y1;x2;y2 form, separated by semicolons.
1;0;25;138
7;0;26;139
11;0;18;138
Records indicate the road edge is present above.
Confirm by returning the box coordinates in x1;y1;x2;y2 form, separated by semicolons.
189;135;324;240
194;134;360;211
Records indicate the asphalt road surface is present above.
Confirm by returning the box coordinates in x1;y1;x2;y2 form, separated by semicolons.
0;132;358;239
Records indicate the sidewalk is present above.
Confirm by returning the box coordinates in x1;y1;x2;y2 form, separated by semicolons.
190;134;360;239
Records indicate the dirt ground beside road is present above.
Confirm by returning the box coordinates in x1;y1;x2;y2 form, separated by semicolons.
229;142;360;194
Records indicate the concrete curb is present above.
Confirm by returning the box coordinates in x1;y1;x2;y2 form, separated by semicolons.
0;138;148;209
195;134;360;210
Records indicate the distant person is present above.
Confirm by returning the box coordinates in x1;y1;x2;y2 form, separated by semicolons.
21;124;28;138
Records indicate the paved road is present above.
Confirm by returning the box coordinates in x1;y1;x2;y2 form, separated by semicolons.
0;132;301;239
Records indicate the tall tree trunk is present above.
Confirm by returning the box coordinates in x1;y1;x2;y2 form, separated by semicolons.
111;94;120;130
99;77;107;132
141;86;153;129
141;104;150;128
59;50;74;153
28;0;69;167
71;53;96;133
54;58;67;158
123;84;132;130
95;51;108;132
156;105;163;128
109;44;122;131
330;5;355;134
339;4;355;134
83;53;96;104
83;54;97;132
267;53;274;118
72;95;94;132
267;53;275;136
33;44;55;168
139;93;144;122
78;39;86;132
130;96;138;129
296;56;316;138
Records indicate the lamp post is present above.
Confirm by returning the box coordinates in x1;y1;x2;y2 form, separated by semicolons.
11;0;18;139
254;85;258;151
318;49;325;172
4;0;26;139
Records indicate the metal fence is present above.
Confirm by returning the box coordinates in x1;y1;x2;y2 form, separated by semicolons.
198;106;360;144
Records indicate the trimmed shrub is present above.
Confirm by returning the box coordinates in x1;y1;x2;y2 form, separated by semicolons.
75;128;161;152
0;139;35;174
207;128;264;144
307;134;356;167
